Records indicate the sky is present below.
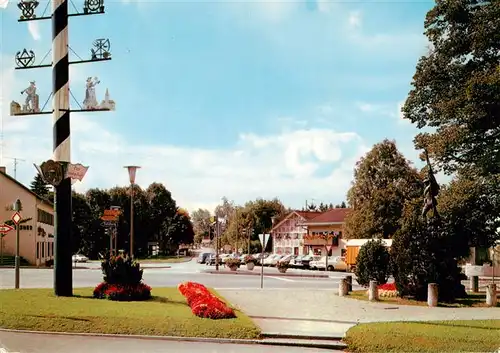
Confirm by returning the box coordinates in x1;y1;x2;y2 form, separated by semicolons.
0;0;438;213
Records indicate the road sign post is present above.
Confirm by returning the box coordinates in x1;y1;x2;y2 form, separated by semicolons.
12;199;23;289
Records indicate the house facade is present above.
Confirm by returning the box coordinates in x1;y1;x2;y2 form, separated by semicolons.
0;167;54;266
301;208;351;257
270;211;322;256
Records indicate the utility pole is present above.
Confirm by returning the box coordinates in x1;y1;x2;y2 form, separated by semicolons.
13;0;113;296
4;157;26;180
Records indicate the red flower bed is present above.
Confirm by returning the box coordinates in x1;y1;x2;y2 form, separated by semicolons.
93;282;152;301
178;282;236;319
378;283;396;291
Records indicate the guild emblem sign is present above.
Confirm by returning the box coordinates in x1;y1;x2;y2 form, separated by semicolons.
39;160;64;186
15;49;35;68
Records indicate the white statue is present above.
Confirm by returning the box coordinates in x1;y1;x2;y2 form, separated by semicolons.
83;77;100;109
20;81;39;112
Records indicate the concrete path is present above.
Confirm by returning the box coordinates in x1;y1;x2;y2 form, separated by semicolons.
0;331;342;353
219;288;500;338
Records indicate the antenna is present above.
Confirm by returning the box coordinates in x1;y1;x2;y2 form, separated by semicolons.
4;157;26;180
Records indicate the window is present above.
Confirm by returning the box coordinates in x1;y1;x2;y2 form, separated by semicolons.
37;209;54;226
42;243;45;257
19;225;33;231
51;242;54;255
36;242;40;258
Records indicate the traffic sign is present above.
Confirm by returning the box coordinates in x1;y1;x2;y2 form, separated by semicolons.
326;245;333;252
0;224;14;234
11;212;22;225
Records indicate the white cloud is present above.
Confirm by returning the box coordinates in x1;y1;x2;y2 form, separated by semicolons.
27;21;41;41
0;0;8;9
347;11;362;30
1;109;368;211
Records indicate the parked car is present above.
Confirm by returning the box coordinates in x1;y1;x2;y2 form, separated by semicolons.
300;255;319;269
310;256;348;271
72;254;88;263
256;253;270;265
197;252;212;264
289;255;304;268
264;254;283;266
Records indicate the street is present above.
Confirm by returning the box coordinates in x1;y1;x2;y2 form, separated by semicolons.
0;331;342;353
0;259;360;290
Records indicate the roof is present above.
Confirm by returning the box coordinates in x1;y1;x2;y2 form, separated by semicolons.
271;210;323;232
0;171;54;207
304;208;351;224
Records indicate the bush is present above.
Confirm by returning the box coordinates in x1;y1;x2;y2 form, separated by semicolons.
354;239;391;287
178;281;236;319
93;282;152;301
391;199;466;302
225;258;240;268
244;255;256;264
101;255;143;285
94;254;152;301
276;261;289;270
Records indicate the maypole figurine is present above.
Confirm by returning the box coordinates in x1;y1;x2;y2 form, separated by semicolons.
83;77;100;109
20;81;40;113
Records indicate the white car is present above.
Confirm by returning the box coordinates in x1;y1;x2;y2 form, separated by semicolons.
310;256;347;271
264;254;283;266
72;254;88;263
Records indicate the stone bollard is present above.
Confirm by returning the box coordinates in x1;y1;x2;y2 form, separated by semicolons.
345;275;353;292
368;280;378;301
427;283;438;307
486;284;497;307
470;276;479;293
339;279;349;296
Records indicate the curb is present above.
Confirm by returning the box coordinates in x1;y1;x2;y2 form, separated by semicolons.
0;266;172;270
202;270;329;279
261;332;345;340
0;328;346;350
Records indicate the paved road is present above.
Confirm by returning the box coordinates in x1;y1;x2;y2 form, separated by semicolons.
0;331;341;353
0;259;360;290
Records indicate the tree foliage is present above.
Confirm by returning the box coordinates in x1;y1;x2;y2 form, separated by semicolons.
30;173;49;199
402;0;500;175
438;172;500;249
354;239;391;287
219;198;287;253
68;182;193;259
344;139;423;239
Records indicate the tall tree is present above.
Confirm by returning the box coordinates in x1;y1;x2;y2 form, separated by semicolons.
344;139;423;239
402;0;500;175
191;208;212;238
30;173;49;199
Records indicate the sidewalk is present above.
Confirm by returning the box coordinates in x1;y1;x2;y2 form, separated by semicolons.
219;288;500;338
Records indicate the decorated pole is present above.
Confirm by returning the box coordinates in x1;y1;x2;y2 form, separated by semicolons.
51;0;72;297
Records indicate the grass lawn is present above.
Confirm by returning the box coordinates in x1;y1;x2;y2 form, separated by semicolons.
349;290;500;308
0;288;260;339
344;320;500;352
138;256;192;264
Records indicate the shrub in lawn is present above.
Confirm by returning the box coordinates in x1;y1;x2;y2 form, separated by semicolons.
178;281;236;319
93;254;152;301
355;239;391;287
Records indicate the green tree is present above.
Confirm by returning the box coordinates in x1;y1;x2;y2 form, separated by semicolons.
354;239;391;287
72;192;94;256
191;208;212;241
402;0;500;176
344;139;423;239
30;173;49;199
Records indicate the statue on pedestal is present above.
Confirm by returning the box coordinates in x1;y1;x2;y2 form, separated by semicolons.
422;149;440;219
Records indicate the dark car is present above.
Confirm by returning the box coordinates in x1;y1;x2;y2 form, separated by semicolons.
197;252;212;264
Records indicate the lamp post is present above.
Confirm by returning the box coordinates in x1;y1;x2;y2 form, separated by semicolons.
124;166;140;259
260;215;277;289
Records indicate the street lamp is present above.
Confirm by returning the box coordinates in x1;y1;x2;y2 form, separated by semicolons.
124;166;140;259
